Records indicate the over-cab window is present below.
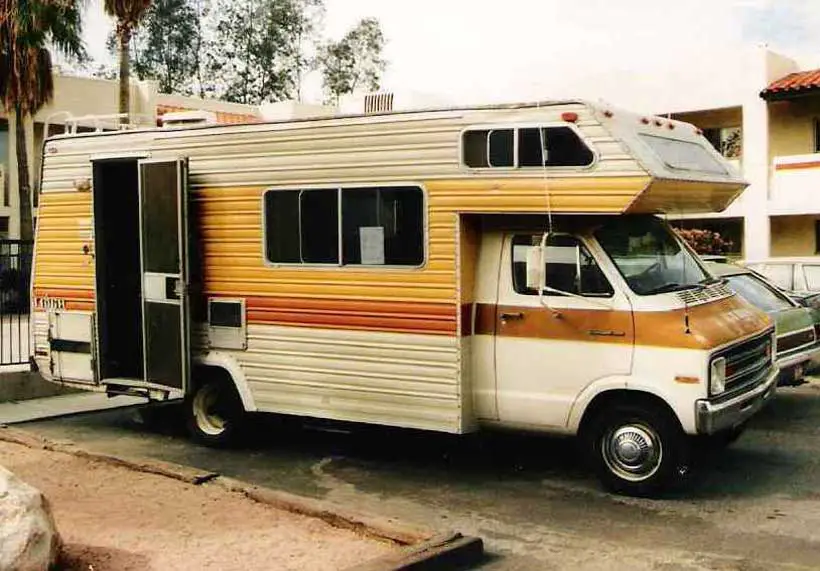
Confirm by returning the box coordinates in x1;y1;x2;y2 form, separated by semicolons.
511;235;613;297
462;126;594;169
264;186;424;266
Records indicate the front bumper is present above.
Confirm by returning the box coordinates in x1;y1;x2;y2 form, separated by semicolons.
695;366;778;435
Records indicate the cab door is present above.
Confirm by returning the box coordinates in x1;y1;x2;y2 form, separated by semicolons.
138;158;190;394
493;233;634;428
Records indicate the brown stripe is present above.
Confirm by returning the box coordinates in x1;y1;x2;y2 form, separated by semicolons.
244;297;457;335
473;295;770;350
775;161;820;171
474;303;634;345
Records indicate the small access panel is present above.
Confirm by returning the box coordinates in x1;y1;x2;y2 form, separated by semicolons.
139;158;191;394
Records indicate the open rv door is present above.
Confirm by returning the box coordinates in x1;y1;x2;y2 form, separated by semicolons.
138;158;191;397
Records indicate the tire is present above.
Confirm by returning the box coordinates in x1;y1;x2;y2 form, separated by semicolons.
584;402;689;497
186;378;245;447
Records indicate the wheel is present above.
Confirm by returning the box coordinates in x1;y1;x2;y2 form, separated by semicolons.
186;378;245;447
585;403;688;497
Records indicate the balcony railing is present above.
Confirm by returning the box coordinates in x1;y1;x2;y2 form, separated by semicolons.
769;153;820;215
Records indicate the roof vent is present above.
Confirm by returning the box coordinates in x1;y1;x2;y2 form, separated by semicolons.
160;110;217;128
364;92;394;114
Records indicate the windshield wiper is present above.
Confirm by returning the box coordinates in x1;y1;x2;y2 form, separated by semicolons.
642;283;704;295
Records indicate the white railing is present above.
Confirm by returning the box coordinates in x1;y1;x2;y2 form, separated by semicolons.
43;111;155;138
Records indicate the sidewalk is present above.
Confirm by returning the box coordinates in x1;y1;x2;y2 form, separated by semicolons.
0;392;145;424
0;437;397;570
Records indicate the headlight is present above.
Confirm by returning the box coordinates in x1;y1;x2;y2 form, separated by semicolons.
710;357;727;395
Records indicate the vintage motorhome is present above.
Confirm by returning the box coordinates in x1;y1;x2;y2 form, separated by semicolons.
31;100;778;495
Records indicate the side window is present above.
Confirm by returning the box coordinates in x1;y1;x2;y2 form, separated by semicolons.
341;187;424;266
264;186;424;266
758;263;793;290
518;127;595;167
462;125;594;169
264;189;338;264
512;235;613;297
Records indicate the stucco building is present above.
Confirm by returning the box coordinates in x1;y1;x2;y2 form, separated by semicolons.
0;74;260;239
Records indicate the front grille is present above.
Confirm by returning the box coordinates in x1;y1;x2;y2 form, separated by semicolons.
718;331;773;397
777;328;816;357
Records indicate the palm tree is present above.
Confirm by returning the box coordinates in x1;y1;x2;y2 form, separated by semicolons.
0;0;86;240
105;0;152;123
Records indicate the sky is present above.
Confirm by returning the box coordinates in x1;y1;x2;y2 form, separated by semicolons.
80;0;820;109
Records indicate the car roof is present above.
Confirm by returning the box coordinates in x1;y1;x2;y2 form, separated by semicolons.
742;257;820;265
704;261;750;277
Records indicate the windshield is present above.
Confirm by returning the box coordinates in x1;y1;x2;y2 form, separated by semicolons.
594;216;710;295
725;274;793;313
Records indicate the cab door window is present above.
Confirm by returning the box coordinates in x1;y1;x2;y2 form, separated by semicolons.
512;235;613;297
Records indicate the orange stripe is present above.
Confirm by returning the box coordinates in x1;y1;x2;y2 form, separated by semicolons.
775;161;820;171
34;289;95;311
471;295;771;350
244;297;457;335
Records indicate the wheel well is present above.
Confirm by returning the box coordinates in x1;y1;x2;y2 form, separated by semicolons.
190;365;236;394
578;390;682;437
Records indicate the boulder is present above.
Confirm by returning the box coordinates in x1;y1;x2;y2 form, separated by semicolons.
0;466;61;571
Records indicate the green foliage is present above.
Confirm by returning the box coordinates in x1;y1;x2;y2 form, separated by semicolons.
319;17;385;103
674;227;735;255
0;0;85;239
130;0;200;94
204;0;320;104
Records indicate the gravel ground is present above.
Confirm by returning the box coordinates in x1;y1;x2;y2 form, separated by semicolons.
0;440;397;570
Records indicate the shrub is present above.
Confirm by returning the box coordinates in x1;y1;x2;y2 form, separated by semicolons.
673;227;734;255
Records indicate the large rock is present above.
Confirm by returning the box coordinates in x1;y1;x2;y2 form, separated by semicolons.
0;466;61;571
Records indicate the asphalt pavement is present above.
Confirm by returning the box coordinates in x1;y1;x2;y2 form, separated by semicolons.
15;382;820;570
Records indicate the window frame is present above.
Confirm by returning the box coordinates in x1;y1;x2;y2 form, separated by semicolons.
261;182;429;270
510;233;615;298
460;121;598;171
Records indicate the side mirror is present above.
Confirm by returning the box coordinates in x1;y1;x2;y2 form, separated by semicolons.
526;233;549;291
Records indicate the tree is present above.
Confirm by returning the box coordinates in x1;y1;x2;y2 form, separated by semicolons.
205;0;308;104
674;228;735;256
105;0;153;121
319;17;385;104
0;0;86;240
129;0;199;95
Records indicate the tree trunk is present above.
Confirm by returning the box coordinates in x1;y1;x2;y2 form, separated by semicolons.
118;26;132;124
14;106;32;241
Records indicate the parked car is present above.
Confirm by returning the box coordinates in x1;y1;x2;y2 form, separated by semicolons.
707;261;820;386
742;257;820;298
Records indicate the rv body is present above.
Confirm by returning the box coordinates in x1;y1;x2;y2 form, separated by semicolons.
31;100;777;494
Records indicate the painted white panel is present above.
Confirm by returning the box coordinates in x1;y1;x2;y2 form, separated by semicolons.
50;311;93;342
54;352;95;383
231;325;465;433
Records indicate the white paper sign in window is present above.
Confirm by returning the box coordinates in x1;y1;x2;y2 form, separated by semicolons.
360;226;385;265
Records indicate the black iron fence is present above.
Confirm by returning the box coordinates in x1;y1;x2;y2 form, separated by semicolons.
0;240;33;366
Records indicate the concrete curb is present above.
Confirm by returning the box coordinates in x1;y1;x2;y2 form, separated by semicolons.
0;426;485;570
343;532;484;571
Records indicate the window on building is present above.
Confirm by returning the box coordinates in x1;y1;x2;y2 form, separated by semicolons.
264;186;424;266
814;119;820;153
702;126;742;159
512;234;613;297
815;220;820;254
462;125;594;168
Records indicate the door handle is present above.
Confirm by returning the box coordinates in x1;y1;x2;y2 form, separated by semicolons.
500;311;524;321
588;329;626;337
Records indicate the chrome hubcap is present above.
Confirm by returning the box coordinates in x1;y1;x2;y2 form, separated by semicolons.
193;385;227;436
602;424;663;482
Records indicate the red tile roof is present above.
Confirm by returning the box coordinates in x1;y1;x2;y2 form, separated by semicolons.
156;104;260;125
761;69;820;100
